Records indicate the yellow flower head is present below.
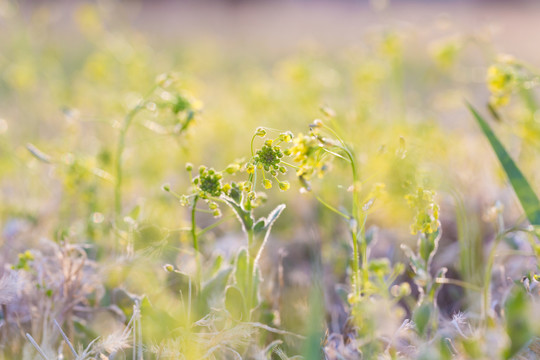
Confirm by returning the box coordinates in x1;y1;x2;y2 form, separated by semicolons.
289;133;330;185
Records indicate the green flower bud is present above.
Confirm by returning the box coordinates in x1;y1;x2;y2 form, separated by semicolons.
225;163;240;174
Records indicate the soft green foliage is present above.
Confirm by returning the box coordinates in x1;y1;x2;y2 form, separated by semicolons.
468;103;540;226
2;3;540;359
503;286;533;359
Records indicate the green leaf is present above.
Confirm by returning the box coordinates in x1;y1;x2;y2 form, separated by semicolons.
252;204;286;261
221;195;254;233
196;267;232;316
468;103;540;225
503;286;532;359
127;204;141;221
413;303;432;337
225;286;247;321
262;204;286;231
235;249;249;298
166;270;199;299
140;297;177;340
234;249;259;311
419;230;441;269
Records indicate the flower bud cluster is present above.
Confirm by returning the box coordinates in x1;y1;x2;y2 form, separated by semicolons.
405;187;440;235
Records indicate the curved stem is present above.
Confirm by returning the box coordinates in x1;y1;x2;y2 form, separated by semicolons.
197;215;235;237
115;104;142;218
315;195;350;220
251;134;257;157
321;124;364;295
281;161;299;170
114;85;157;219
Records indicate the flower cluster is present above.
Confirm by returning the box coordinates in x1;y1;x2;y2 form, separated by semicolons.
486;56;519;107
405;187;440;235
193;166;223;198
248;129;292;191
289;132;329;189
255;141;284;171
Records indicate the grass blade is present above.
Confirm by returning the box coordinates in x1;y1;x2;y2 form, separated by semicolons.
467;103;540;225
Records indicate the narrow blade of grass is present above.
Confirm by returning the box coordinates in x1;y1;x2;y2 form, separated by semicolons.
467;103;540;226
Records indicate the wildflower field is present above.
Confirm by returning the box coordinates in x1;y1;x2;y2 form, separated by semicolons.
1;1;540;359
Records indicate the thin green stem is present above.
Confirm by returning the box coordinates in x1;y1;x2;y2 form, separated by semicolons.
192;196;201;288
114;85;157;218
351;231;361;296
322;148;350;162
281;161;299;169
197;215;235;237
251;134;257;157
482;231;503;322
315;195;350;220
321;124;364;295
247;228;255;321
191;196;199;252
359;213;369;290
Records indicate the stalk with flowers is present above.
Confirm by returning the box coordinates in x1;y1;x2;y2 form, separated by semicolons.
165;128;295;321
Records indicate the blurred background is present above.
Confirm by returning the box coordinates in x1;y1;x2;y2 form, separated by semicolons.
1;0;540;357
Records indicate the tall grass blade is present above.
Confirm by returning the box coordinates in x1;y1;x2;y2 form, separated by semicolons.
468;103;540;226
